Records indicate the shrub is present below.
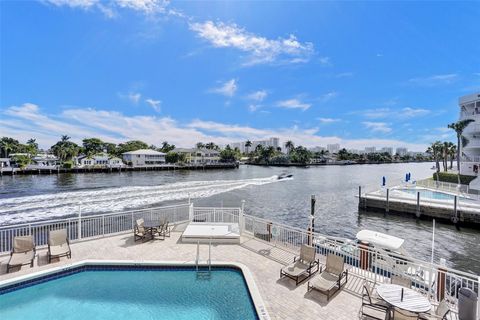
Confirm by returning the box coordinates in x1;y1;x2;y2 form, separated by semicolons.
63;161;74;169
433;172;476;185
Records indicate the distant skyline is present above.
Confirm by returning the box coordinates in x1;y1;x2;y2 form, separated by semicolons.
1;1;479;151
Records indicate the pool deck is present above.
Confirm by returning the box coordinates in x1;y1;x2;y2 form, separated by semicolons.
0;223;391;320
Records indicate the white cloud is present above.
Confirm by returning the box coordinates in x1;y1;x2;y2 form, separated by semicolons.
318;118;341;124
44;0;169;17
145;98;161;112
363;121;392;133
1;103;429;151
189;21;314;66
210;79;238;97
276;99;311;111
128;92;141;104
408;74;458;86
246;90;268;102
318;91;338;103
360;107;430;119
318;57;331;66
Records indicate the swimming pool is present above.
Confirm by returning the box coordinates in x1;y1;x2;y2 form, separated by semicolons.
0;263;260;320
395;188;468;201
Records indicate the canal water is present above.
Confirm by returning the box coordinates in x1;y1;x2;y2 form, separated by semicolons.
1;162;479;274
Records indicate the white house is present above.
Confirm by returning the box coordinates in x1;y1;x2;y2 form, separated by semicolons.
27;153;59;169
174;148;220;164
459;92;480;177
77;153;124;167
122;149;166;166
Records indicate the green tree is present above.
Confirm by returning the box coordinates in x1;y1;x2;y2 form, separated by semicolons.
50;135;81;163
165;151;180;163
103;142;117;156
290;146;312;164
448;119;475;177
26;138;38;156
160;141;175;153
82;138;104;157
196;142;205;149
449;144;456;169
116;140;149;154
0;137;21;157
244;140;252;154
220;145;238;162
205;142;218;150
285;141;294;154
11;154;31;168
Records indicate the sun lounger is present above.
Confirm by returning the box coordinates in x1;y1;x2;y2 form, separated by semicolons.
307;253;348;300
7;235;36;273
47;229;71;263
280;244;319;285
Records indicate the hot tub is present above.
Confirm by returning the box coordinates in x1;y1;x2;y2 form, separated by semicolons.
182;222;241;244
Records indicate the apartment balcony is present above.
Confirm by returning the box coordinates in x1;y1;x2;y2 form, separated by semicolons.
459;111;480;121
462;140;480;149
463;123;480;134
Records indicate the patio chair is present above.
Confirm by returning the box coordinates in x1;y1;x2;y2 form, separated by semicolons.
7;235;36;273
389;308;420;319
307;253;348;301
157;218;171;238
392;275;412;288
280;244;319;285
419;299;450;320
134;218;148;242
360;281;390;320
47;229;71;263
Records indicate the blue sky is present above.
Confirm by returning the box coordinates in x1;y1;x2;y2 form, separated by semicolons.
1;0;479;151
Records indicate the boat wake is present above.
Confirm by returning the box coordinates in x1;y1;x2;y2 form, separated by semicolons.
0;176;285;225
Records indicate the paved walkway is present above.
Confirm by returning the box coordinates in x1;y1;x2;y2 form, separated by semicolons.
0;224;436;320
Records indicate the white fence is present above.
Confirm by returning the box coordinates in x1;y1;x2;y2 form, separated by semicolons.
0;203;191;253
417;179;470;194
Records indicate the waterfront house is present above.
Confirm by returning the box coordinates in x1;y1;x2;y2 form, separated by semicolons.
77;153;124;168
174;148;220;164
0;158;10;168
122;149;166;167
27;153;59;169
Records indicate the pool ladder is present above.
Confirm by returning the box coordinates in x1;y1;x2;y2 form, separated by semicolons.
195;239;212;279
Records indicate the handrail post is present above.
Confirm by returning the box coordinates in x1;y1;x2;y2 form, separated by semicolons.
416;192;421;218
78;203;82;240
189;203;194;222
239;200;245;235
386;188;390;213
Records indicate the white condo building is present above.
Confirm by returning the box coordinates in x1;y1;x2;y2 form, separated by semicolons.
365;146;376;154
231;137;280;153
380;147;393;155
327;143;340;154
459;92;480;176
396;147;408;156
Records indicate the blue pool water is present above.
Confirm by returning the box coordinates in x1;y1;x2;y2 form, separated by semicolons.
0;267;258;320
397;188;467;201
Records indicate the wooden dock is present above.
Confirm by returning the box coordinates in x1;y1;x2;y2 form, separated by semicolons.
358;190;480;228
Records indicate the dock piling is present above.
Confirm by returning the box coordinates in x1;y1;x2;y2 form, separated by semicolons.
416;192;421;218
385;188;390;213
452;196;459;224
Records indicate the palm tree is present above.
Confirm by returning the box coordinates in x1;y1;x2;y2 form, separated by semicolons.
448;119;474;183
205;142;216;150
244;140;252;155
285;141;294;154
449;144;457;169
427;141;443;181
196;142;205;149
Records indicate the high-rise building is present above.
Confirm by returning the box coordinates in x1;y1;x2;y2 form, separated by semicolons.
459;92;480;176
365;146;376;154
396;147;408;156
380;147;393;155
230;137;280;153
327;143;340;154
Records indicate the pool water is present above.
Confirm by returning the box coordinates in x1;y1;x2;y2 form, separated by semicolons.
0;268;259;320
397;188;467;201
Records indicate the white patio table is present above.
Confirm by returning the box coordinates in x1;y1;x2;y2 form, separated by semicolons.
376;284;432;314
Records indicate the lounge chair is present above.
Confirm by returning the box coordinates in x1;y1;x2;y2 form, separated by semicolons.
419;299;450;320
307;253;348;300
154;218;171;238
7;235;36;273
134;218;148;241
360;282;390;320
47;229;71;263
392;275;412;288
280;244;319;285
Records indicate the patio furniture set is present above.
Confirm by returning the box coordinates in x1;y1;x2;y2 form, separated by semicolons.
134;217;172;242
280;244;452;320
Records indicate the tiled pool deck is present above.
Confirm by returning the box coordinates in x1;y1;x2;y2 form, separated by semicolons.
0;223;450;320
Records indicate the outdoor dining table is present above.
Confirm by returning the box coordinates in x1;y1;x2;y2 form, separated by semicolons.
376;283;432;314
143;221;163;240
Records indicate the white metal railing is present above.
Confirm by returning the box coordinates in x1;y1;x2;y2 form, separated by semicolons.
462;155;480;163
416;179;469;194
0;203;190;253
192;207;240;223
